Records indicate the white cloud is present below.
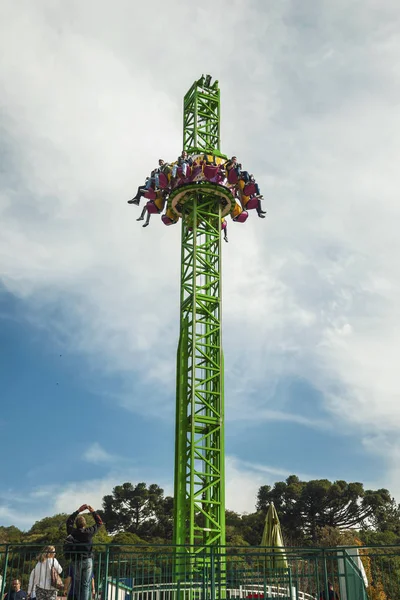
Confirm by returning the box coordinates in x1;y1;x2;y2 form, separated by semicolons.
0;506;39;529
225;456;266;514
2;1;400;500
52;478;122;516
83;443;121;465
0;455;273;528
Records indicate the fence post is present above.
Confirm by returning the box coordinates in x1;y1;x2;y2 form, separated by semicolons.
343;550;350;600
115;551;120;600
0;545;9;599
322;549;329;600
103;545;110;600
313;556;319;599
210;547;215;600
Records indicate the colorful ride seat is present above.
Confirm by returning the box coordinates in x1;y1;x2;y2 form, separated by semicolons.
227;168;239;184
144;188;157;200
238;179;259;211
245;196;259;210
234;210;248;223
146;201;160;215
231;201;249;223
190;163;203;181
214;169;226;184
177;165;192;181
162;214;175;225
203;165;219;181
162;207;178;226
159;172;169;188
243;182;256;196
146;192;165;215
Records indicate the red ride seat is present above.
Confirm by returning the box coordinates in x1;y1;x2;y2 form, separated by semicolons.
215;169;226;184
144;189;156;200
227;168;238;184
158;173;168;188
234;211;249;223
146;201;159;215
243;182;256;196
203;165;219;180
162;214;174;225
177;166;192;180
246;196;259;210
190;164;203;181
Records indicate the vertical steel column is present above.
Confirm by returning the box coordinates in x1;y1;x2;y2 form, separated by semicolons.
174;77;226;591
174;191;225;551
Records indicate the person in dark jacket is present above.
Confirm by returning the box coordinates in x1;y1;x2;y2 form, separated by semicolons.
66;504;103;600
4;579;27;600
171;151;193;184
319;582;339;600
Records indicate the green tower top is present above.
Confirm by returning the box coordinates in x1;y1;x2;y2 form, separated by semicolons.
183;74;226;158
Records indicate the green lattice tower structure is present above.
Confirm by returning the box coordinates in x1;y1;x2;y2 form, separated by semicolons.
183;75;225;159
172;75;228;580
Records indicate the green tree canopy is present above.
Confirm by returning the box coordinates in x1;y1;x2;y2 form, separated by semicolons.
1;475;399;551
0;525;23;544
25;513;68;544
101;482;173;540
257;476;394;542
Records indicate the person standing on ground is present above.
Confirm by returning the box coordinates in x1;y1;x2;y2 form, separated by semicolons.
27;546;62;600
66;505;103;600
63;566;95;600
4;579;27;600
319;582;339;600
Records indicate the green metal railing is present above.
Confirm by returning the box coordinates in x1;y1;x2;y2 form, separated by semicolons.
2;543;398;600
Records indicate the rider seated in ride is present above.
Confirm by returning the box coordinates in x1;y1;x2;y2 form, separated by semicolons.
221;218;228;243
136;190;167;228
171;151;193;186
247;173;263;198
152;159;170;189
159;158;171;176
175;151;193;175
224;156;251;184
128;159;167;205
237;182;266;218
225;156;240;177
128;176;151;205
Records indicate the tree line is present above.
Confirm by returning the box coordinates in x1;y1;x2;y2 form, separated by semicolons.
1;475;400;548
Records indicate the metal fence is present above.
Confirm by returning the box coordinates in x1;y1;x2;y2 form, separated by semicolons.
1;544;399;600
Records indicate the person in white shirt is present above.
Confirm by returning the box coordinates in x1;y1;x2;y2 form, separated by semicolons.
28;546;62;600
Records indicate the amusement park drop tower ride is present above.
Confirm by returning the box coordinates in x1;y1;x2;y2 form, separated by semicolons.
131;75;265;572
172;76;227;564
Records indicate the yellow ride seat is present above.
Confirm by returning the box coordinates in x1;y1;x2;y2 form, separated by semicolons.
166;207;178;222
154;192;166;212
231;202;243;219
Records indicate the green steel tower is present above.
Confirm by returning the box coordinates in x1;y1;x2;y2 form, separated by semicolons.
129;74;266;582
172;76;229;562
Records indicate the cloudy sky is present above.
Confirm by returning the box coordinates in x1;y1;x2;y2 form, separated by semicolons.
1;0;400;530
